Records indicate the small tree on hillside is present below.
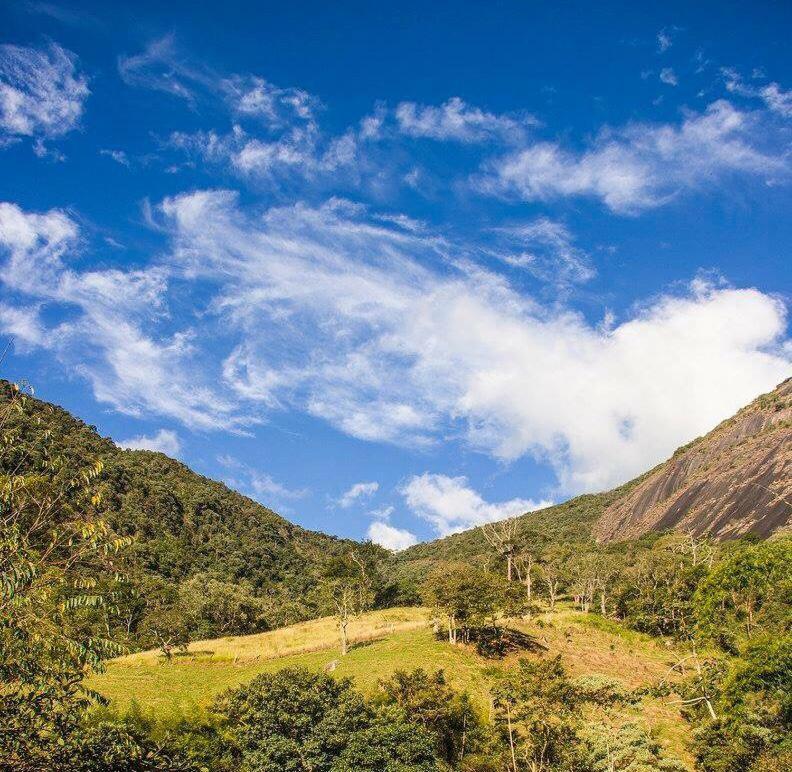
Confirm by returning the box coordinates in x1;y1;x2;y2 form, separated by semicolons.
324;551;375;656
513;550;537;608
480;516;520;581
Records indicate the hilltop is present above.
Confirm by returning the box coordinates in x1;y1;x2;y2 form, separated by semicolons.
0;380;388;632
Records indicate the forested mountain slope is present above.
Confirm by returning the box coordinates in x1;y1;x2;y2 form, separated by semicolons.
398;378;791;576
0;380;385;629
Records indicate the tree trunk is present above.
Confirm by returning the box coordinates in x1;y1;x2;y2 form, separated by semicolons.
506;702;518;772
340;617;349;656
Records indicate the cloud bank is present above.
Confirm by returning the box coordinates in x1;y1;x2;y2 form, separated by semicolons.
0;196;789;498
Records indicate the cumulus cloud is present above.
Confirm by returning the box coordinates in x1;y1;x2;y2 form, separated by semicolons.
119;428;181;456
395;97;535;143
367;519;418;551
338;481;379;508
0;42;89;145
401;473;551;536
478;100;786;213
659;68;678;86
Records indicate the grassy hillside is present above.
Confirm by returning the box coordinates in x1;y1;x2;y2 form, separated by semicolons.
89;606;694;767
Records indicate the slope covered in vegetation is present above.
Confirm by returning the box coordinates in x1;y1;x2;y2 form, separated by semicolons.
0;380;388;641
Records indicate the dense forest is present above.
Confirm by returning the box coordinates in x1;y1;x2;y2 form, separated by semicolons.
1;379;790;771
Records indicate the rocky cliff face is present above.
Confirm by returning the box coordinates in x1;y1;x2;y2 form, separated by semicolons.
594;378;792;542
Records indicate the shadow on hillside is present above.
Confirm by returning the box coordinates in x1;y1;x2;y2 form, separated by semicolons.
435;626;548;659
348;636;386;652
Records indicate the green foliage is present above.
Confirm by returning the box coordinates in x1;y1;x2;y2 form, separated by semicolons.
581;723;686;771
376;668;484;764
0;381;395;648
423;562;526;648
0;382;189;771
694;539;792;651
492;656;585;771
209;667;437;771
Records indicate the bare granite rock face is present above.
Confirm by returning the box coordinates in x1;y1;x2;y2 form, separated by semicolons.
594;378;792;542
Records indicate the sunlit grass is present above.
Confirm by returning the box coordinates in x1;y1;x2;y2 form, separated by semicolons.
89;605;694;767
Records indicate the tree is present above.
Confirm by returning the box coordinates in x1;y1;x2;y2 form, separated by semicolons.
212;667;437;772
334;707;437;771
481;517;519;581
178;574;269;638
538;552;567;612
491;656;584;772
323;551;375;656
422;563;502;645
513;550;537;608
376;668;483;765
694;539;791;650
0;382;135;770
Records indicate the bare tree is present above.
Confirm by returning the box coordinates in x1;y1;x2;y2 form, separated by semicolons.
325;551;374;656
513;551;537;607
480;516;519;581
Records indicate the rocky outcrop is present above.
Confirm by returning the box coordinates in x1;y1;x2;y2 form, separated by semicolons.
594;378;792;542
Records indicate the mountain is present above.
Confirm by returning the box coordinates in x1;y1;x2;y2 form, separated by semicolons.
397;378;791;576
593;378;792;542
0;380;387;628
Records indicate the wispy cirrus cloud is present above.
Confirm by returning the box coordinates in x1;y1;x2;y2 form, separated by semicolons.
0;201;245;432
217;454;308;505
395;96;536;144
0;42;89;151
487;217;595;285
723;68;792;119
118;35;211;103
338;481;379;508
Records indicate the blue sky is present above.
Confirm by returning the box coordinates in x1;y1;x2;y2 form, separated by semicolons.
1;0;790;549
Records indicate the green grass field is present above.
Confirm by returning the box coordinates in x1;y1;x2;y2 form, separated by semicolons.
89;606;694;767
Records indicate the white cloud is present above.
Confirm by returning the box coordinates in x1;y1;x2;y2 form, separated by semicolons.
338;481;379;508
367;520;418;551
401;473;552;536
0;201;245;432
156;190;790;495
0;42;89;145
222;74;321;128
659;68;678;86
395;97;534;143
723;68;792;119
100;148;130;166
478;100;786;213
488;217;595;284
657;29;674;53
118;36;207;102
2;196;789;500
119;428;181;456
